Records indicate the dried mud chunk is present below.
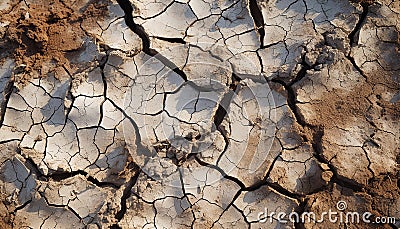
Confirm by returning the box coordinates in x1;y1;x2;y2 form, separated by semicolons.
1;156;37;205
268;144;326;195
14;198;84;228
234;185;298;228
118;195;156;228
256;0;360;81
292;45;398;185
39;175;108;221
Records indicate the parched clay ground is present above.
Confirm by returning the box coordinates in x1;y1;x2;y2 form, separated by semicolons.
0;0;399;228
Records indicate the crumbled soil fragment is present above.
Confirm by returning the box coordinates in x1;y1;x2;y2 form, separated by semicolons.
0;0;110;85
0;197;13;229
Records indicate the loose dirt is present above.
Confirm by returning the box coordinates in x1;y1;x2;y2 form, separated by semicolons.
0;0;109;86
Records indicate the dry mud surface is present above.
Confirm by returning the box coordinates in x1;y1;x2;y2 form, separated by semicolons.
0;0;399;228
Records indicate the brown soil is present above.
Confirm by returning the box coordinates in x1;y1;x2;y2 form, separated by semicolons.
307;84;372;129
305;178;398;229
0;194;13;229
367;172;400;212
0;0;109;86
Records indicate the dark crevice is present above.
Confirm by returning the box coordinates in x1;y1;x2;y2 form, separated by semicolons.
23;156;45;180
271;53;314;127
12;199;32;213
241;151;282;192
272;77;308;127
310;128;324;155
67;206;84;221
153;36;186;44
107;98;155;160
48;170;120;189
115;0;150;52
294;199;307;229
389;222;399;229
112;166;141;227
194;156;246;190
348;2;369;47
152;54;188;81
271;61;365;193
232;203;251;228
195;150;302;201
347;2;369;79
97;53;109;127
213;90;234;128
86;175;120;189
213;73;241;128
311;127;364;192
288;63;313;87
265;181;303;200
331;174;365;192
248;0;265;47
212;73;241;162
23;154;120;188
115;0;187;81
62;66;75;125
346;54;367;79
210;189;243;228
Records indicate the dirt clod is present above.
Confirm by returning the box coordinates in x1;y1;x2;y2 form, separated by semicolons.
0;0;109;86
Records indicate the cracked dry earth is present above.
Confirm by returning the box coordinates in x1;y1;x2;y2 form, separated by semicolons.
0;0;399;228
